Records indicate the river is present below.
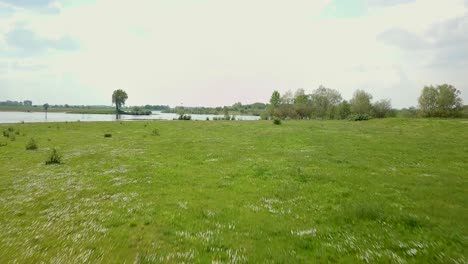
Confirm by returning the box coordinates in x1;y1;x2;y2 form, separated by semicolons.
0;111;260;124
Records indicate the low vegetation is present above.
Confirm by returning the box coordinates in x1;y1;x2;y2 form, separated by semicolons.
177;114;192;120
0;119;466;263
45;148;62;165
25;138;38;150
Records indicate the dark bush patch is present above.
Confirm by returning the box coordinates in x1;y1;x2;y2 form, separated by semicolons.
25;138;38;150
45;148;62;165
104;133;112;138
349;114;371;121
152;129;160;136
273;118;282;125
342;202;387;223
0;141;7;147
178;114;192;120
354;203;383;221
398;213;425;229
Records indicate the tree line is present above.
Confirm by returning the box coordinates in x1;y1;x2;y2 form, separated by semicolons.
266;86;392;120
266;84;464;120
163;103;268;116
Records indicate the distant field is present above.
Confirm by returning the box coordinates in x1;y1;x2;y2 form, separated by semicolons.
0;119;466;263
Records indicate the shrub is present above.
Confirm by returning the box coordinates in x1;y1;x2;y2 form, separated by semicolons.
152;129;160;136
206;117;209;121
231;115;236;121
45;148;62;165
273;118;282;125
25;138;38;150
9;133;16;141
349;114;371;121
178;114;192;120
104;133;112;138
0;141;7;147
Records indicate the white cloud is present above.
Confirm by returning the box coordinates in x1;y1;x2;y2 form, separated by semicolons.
0;0;466;107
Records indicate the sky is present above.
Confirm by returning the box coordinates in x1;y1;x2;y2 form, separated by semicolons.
0;0;467;108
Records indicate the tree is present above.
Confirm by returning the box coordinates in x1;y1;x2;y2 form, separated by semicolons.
337;100;351;119
294;89;309;105
310;86;342;119
232;102;242;111
372;99;392;118
112;89;128;113
436;84;463;117
280;90;294;105
418;84;463;117
350;89;373;115
418;86;438;117
43;103;49;119
270;90;281;108
293;88;311;119
269;90;281;117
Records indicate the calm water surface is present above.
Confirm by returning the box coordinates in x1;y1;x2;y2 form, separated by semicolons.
0;111;260;124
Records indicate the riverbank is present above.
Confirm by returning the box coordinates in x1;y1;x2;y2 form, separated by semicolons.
0;106;116;114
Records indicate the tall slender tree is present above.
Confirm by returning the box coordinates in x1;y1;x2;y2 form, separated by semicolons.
269;90;281;117
43;103;49;119
112;89;128;113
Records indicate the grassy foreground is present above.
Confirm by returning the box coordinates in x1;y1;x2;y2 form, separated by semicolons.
0;119;466;263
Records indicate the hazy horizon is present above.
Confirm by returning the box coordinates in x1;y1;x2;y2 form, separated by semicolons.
1;0;467;108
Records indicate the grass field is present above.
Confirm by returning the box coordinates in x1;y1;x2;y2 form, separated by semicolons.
0;119;466;263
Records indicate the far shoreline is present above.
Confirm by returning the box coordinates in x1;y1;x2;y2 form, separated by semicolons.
0;107;152;115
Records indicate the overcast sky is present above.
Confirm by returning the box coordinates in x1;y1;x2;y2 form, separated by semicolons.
0;0;467;108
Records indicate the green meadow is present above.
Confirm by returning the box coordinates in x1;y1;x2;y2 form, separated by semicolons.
0;119;466;263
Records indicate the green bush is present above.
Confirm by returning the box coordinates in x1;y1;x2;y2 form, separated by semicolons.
104;133;112;138
45;148;62;165
178;114;192;120
349;114;371;121
152;129;160;136
25;138;38;150
273;118;282;125
0;141;7;147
